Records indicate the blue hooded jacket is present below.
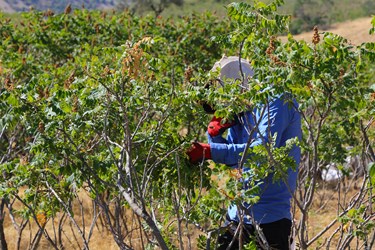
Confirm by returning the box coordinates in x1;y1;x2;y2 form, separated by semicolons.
208;95;301;224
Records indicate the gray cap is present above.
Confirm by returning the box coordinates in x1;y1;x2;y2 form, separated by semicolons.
211;56;254;89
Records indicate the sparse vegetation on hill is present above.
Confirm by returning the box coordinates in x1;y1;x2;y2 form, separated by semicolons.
0;0;116;12
0;0;374;34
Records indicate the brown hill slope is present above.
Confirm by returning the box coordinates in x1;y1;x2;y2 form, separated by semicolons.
0;0;19;12
291;17;374;45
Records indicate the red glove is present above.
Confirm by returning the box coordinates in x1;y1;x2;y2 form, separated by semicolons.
207;116;236;137
187;142;211;164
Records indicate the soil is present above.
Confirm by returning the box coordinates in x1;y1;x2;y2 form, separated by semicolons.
291;17;374;45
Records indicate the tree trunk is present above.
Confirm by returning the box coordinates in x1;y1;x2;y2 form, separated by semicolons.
0;199;8;250
118;184;169;250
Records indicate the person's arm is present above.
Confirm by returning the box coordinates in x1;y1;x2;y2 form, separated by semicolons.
209;98;291;166
207;133;228;144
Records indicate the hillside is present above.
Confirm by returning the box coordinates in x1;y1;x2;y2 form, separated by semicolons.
0;0;372;51
0;0;16;12
0;0;116;12
291;16;374;45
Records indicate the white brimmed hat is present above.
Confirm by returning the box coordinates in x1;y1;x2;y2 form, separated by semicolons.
211;55;254;89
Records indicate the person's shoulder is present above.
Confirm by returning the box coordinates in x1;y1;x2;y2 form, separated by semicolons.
268;93;299;111
276;93;297;105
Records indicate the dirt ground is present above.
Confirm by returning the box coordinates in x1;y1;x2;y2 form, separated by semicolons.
290;17;374;45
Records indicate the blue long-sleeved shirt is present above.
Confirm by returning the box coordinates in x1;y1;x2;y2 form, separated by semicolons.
208;95;301;224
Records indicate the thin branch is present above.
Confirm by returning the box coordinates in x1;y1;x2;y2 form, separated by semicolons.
12;194;58;249
117;181;168;250
45;182;89;250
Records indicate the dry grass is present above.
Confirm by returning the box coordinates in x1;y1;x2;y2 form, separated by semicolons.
287;17;374;45
3;177;368;249
3;190;119;250
293;177;371;249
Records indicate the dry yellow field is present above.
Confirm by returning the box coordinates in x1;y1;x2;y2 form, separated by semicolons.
290;17;374;45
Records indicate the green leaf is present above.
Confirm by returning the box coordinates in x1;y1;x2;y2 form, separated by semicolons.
6;93;19;106
368;162;375;186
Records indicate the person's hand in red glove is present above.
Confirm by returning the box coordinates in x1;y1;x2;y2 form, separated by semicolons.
207;116;236;137
187;142;211;164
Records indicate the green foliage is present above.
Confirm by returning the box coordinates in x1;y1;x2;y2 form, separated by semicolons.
206;1;375;248
290;0;333;34
118;0;184;16
369;162;375;186
370;16;375;35
0;0;374;249
338;205;375;241
2;0;373;34
0;7;233;248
